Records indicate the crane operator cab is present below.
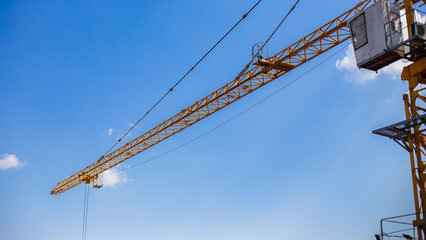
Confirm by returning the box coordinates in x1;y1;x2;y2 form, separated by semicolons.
348;0;425;71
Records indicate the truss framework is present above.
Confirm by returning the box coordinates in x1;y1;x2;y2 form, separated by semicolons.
51;0;375;195
402;57;426;240
375;57;426;240
373;114;426;151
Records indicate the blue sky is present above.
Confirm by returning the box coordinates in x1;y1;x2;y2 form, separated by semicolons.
0;0;421;239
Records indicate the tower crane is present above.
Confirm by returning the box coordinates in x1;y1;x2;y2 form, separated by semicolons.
52;0;426;239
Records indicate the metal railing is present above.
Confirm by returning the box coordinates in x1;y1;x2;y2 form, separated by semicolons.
384;8;425;51
378;213;422;240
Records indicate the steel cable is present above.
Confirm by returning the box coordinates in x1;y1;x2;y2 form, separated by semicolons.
106;12;354;179
100;0;263;159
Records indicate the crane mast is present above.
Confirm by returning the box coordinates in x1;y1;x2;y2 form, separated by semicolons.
367;0;426;239
51;0;376;195
397;0;426;237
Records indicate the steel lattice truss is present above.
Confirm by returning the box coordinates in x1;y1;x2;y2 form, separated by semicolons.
51;0;375;195
401;57;426;240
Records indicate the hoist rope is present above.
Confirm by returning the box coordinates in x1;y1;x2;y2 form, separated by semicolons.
82;184;90;240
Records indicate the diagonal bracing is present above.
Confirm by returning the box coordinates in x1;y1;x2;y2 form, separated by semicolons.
51;0;375;195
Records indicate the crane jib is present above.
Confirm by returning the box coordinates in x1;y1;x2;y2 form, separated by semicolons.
51;0;374;195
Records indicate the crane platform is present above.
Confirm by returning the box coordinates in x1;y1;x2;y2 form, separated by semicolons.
372;113;426;151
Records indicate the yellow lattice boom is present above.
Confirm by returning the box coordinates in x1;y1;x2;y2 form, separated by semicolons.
51;0;376;195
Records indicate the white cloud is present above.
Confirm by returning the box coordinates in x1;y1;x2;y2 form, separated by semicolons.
101;167;128;188
103;128;125;138
335;44;411;84
0;153;26;170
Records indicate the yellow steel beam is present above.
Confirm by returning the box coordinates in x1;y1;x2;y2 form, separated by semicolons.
51;0;374;195
402;56;426;240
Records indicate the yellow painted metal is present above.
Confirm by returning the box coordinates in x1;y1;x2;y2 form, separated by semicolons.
403;57;426;240
51;0;375;195
402;1;426;236
379;2;426;238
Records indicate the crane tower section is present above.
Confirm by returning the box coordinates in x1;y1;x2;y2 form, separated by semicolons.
353;0;426;240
